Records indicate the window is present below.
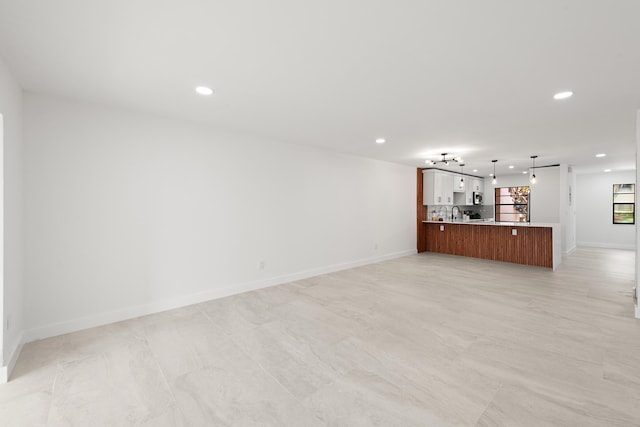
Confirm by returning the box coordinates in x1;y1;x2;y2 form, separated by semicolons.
613;184;635;224
495;186;530;222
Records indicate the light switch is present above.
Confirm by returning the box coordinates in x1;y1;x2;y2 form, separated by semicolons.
512;229;517;236
440;225;445;231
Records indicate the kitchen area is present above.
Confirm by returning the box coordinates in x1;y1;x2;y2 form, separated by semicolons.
417;168;563;270
422;168;492;222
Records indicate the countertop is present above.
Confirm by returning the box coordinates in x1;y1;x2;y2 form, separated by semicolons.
422;219;559;227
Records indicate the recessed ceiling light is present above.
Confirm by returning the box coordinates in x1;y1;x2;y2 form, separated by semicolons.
595;153;606;158
375;138;386;144
472;169;478;173
489;173;494;177
522;171;528;174
508;165;514;169
553;91;573;100
195;86;214;96
604;169;612;172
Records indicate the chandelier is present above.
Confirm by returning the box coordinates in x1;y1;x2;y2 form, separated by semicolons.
425;153;463;166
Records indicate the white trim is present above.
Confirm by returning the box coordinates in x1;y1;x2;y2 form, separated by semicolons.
0;331;24;383
24;249;417;343
0;113;4;380
577;241;636;250
563;245;577;256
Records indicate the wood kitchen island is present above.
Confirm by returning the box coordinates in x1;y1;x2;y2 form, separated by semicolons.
421;220;561;270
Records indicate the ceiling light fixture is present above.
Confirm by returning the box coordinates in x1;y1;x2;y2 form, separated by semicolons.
375;138;386;144
522;171;528;174
595;153;606;158
530;155;538;184
491;160;498;185
553;91;573;100
604;169;612;172
430;153;463;166
473;169;478;173
195;86;214;96
459;164;465;188
509;165;514;169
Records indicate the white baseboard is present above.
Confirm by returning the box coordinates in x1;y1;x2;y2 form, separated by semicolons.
24;249;417;344
577;242;636;250
563;245;577;256
0;331;25;383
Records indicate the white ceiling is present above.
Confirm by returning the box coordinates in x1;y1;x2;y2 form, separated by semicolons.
0;0;639;176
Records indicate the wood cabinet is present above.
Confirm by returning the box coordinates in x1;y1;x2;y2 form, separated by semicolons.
423;170;454;205
422;222;553;268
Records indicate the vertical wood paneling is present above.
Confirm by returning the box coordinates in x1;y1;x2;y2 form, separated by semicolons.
423;223;553;268
417;169;428;252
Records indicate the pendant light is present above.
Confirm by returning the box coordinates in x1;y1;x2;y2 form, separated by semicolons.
530;155;538;184
491;160;498;185
459;163;465;188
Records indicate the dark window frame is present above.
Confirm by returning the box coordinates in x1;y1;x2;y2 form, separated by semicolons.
494;186;531;223
613;184;635;225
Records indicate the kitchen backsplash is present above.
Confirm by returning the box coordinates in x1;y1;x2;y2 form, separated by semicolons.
427;204;494;220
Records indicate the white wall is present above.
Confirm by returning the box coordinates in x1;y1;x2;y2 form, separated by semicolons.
576;170;636;249
485;166;561;223
23;93;416;340
0;56;23;380
563;166;577;254
530;167;561;223
636;110;639;319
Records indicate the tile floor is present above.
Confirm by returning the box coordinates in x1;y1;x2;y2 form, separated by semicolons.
1;247;639;426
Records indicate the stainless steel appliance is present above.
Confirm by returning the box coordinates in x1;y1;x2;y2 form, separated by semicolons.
473;192;483;205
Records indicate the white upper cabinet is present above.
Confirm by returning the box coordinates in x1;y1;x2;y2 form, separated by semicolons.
424;170;483;206
464;183;474;205
453;174;465;193
465;178;484;205
471;178;484;193
423;170;454;205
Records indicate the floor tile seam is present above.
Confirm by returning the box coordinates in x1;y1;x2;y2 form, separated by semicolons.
461;356;609;400
514;380;640;425
231;321;350;403
192;306;238;336
552;307;626;321
516;342;606;370
444;334;481;367
467;323;607;365
534;307;631;325
249;357;330;426
137;334;189;424
600;371;640;396
56;333;147;367
218;318;317;403
316;361;476;427
463;336;607;371
458;348;606;392
471;381;504;427
199;305;264;336
44;360;65;426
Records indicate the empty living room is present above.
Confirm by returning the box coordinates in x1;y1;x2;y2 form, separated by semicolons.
1;1;639;426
